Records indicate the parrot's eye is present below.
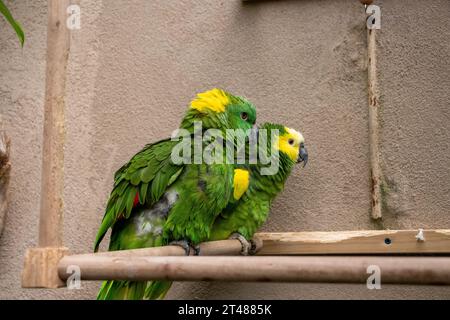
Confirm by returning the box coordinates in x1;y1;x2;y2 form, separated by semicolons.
240;112;248;121
288;138;295;146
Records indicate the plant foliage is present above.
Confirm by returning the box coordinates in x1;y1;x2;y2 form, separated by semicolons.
0;0;25;47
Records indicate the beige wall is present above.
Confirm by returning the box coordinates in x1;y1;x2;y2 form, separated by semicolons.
0;0;449;299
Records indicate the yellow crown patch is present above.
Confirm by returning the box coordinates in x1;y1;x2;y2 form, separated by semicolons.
190;88;230;113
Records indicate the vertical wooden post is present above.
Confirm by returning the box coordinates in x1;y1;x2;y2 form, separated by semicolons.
0;132;11;236
38;0;70;247
367;28;382;220
22;0;71;288
364;1;382;220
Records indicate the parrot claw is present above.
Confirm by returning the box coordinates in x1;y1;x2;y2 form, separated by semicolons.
169;240;191;256
229;233;251;256
248;239;259;255
193;245;201;256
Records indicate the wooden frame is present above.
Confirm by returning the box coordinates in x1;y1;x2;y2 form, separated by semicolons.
24;229;450;288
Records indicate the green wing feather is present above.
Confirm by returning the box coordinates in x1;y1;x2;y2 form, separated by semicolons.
97;280;147;300
94;138;184;252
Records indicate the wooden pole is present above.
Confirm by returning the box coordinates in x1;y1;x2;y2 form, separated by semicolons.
366;8;383;220
22;0;71;288
38;0;70;247
0;132;10;236
58;256;450;285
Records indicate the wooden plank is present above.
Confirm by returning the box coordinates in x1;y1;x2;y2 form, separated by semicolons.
58;255;450;285
22;247;69;288
256;230;450;255
38;0;70;247
22;0;71;289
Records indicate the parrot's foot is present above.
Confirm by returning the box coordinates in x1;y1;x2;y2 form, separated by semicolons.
169;240;192;256
229;233;251;256
248;239;259;255
193;244;201;256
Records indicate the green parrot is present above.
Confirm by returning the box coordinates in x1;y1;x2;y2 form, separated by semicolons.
209;123;307;250
94;88;257;300
147;123;307;299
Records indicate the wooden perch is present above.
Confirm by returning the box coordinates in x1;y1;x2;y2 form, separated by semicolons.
58;255;450;285
0;132;11;236
19;229;450;288
22;0;71;289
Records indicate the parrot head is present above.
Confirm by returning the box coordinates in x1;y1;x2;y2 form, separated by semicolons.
259;122;308;168
278;126;308;167
184;88;256;132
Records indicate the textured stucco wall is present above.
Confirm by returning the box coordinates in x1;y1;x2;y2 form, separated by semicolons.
0;0;449;299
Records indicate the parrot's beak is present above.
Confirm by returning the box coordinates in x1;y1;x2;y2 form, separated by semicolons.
297;142;308;167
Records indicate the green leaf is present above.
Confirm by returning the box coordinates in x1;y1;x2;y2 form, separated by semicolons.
0;0;25;47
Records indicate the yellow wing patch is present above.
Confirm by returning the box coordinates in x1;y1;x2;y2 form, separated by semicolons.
233;169;250;200
190;88;230;113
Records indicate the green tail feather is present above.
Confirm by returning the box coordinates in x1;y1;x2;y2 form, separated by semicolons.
97;280;147;300
145;281;173;300
97;280;172;300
